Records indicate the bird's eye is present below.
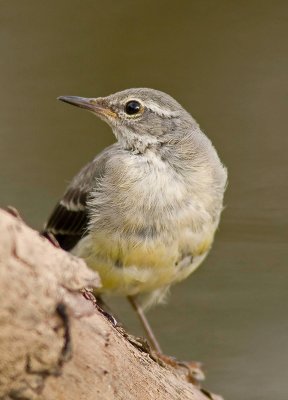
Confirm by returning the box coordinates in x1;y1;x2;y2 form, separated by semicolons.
125;100;141;115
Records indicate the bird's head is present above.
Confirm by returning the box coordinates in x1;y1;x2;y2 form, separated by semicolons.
58;88;196;153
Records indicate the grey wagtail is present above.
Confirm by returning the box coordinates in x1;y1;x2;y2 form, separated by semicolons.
43;88;227;353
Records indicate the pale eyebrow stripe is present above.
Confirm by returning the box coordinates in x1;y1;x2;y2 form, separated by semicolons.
146;102;179;117
112;98;179;118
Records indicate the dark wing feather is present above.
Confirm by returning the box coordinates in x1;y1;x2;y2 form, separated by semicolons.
43;189;89;250
43;144;115;251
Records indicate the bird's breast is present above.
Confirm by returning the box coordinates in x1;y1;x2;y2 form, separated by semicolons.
89;150;205;234
77;150;221;295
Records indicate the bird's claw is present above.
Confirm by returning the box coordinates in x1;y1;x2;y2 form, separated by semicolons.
151;352;205;386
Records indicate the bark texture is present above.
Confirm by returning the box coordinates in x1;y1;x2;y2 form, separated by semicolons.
0;209;222;400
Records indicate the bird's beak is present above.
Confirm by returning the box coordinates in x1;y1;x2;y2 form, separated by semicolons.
57;96;117;118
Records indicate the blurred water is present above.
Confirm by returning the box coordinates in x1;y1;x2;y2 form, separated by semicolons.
1;1;287;398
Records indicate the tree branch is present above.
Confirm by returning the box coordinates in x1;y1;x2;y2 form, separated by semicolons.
0;209;222;400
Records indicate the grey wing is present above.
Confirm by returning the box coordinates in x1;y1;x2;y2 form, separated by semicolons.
43;144;115;251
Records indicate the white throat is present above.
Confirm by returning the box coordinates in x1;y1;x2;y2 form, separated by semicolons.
115;129;160;154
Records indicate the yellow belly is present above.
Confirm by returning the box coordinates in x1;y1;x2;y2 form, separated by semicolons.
72;229;214;297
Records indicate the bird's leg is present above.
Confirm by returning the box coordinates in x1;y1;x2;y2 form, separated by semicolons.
127;295;162;354
128;295;205;384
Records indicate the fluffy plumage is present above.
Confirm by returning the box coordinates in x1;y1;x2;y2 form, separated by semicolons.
44;88;227;308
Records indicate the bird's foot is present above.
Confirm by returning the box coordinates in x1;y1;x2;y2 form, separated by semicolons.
151;352;205;385
151;353;223;399
119;334;222;399
175;359;205;385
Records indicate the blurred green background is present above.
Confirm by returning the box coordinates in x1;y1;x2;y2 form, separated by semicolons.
1;1;287;398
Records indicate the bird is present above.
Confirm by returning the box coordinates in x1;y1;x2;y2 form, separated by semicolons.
43;88;227;353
